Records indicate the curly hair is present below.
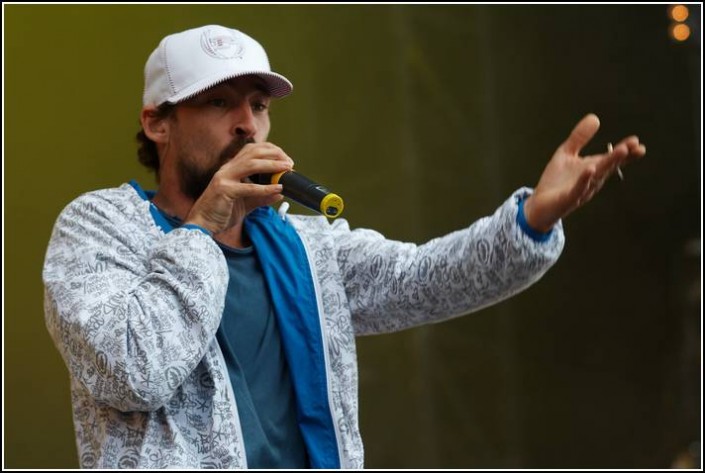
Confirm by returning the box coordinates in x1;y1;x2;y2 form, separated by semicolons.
136;102;176;179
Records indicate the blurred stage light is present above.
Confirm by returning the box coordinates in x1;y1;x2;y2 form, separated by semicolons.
668;4;689;22
670;23;691;42
667;4;695;43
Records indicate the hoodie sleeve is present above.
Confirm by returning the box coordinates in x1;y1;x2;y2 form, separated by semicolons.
43;190;228;411
334;188;565;335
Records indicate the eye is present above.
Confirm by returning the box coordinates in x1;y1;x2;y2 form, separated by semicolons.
252;101;269;113
209;98;227;108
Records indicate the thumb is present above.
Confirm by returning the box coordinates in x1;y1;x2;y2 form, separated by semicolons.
562;113;600;155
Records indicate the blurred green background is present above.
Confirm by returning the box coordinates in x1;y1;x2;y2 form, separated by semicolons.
4;4;701;469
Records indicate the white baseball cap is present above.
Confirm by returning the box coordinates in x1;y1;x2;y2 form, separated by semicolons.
143;25;293;107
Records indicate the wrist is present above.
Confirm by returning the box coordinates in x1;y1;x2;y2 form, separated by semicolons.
183;215;218;235
522;195;554;233
517;195;553;242
181;223;213;237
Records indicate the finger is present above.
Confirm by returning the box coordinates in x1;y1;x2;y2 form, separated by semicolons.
241;158;293;179
233;142;295;166
252;143;295;166
581;173;603;205
621;143;646;166
562;113;601;155
222;156;293;181
602;141;645;175
229;182;284;199
614;135;640;151
610;136;645;166
568;166;595;211
603;142;629;174
209;167;284;195
584;186;598;204
244;193;285;213
582;145;625;179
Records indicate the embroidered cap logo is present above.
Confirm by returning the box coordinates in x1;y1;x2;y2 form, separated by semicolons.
200;27;244;59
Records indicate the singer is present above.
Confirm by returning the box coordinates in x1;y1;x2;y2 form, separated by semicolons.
42;25;645;469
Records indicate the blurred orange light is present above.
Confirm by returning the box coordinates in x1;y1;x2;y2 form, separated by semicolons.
670;23;691;41
669;5;689;22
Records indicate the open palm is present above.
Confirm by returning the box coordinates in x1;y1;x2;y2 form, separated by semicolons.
523;114;646;232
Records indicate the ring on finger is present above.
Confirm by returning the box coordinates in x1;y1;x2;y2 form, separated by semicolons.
608;142;624;181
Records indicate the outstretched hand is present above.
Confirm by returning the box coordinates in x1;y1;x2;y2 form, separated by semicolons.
523;114;646;232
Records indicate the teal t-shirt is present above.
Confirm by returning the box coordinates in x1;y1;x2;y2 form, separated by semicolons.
155;209;308;468
216;243;308;469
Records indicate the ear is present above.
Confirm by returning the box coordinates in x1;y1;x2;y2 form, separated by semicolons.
140;106;171;144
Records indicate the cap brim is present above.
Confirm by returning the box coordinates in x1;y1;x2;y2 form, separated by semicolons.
254;71;293;98
165;70;293;104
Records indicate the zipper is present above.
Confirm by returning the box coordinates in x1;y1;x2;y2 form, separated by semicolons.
298;232;346;469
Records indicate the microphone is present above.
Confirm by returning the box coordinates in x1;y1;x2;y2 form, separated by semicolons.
252;171;344;218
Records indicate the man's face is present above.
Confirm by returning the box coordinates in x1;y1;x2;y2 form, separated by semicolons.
167;76;272;200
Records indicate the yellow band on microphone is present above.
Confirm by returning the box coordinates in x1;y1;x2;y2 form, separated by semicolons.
321;193;344;218
270;171;287;185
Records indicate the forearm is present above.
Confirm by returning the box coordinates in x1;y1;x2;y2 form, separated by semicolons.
343;188;565;335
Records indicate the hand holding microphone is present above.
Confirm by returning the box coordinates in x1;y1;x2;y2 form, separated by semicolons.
252;171;344;218
185;143;344;237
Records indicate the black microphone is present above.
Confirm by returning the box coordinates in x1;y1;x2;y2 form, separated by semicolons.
252;171;344;218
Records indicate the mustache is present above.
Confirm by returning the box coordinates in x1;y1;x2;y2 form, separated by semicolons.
218;136;256;164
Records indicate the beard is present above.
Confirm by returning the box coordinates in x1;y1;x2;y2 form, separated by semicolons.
177;136;255;201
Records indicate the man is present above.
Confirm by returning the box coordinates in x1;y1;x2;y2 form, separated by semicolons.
43;25;645;469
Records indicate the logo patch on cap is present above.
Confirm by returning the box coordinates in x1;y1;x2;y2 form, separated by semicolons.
200;27;245;59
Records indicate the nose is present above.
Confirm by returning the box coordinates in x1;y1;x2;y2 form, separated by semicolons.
233;102;257;140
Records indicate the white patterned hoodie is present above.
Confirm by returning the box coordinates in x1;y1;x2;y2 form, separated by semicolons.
43;181;564;468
